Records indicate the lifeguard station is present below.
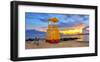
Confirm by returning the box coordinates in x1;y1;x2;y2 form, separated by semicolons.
46;17;60;43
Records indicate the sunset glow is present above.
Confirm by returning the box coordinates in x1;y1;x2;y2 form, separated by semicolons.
60;23;85;35
60;29;83;35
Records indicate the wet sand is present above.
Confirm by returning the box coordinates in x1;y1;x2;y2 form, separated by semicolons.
25;40;89;49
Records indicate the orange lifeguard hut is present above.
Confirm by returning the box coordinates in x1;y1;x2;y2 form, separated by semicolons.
46;17;60;43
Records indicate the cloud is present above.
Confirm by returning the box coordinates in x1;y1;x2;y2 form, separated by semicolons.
25;12;89;29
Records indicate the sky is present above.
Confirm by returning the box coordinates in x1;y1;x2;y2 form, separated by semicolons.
25;12;89;31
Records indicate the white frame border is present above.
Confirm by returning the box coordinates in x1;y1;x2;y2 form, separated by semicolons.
18;5;95;57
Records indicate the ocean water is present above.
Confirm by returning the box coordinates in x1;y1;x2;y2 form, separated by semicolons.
26;30;46;39
61;34;89;42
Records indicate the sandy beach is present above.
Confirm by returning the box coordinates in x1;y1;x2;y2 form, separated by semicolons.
25;40;89;49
